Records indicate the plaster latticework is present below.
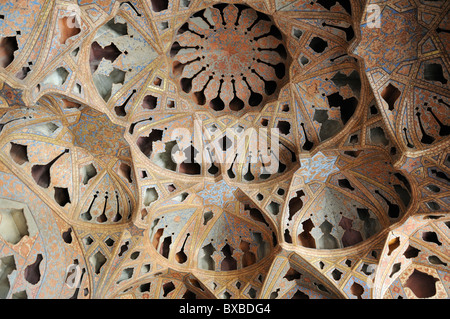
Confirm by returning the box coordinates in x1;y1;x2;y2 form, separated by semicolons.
0;0;448;299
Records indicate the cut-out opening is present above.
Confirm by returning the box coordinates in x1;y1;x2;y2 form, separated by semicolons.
31;149;70;188
118;241;130;257
93;68;126;101
152;228;164;250
140;170;148;179
143;187;159;206
136;129;164;157
62;98;81;109
0;208;29;245
288;190;305;220
89;251;107;274
389;262;401;278
426;201;441;211
105;238;115;247
167;99;175;108
141;264;151;274
118;162;133;183
162;281;175;297
425;184;440;193
387;237;400;256
130;251;140;260
221;291;232;299
331;268;343;281
89;41;122;73
283;267;301;281
299;56;309;65
292;290;309;299
189;278;204;291
428;255;447;266
284;229;292;243
292;28;303;39
159;21;169;31
405;269;438;298
54;187;71;207
203;211;214;225
160;236;172;258
41;67;69;87
260;118;269;126
370;104;378;115
349;134;359;144
175;233;190;264
153;76;163;87
338;178;354;191
220;243;237;271
0;255;16;298
180;0;191;8
248;287;257;299
200;243;215;271
58;16;81;44
11;290;27;299
116;267;134;284
81;163;97;185
350;282;364;299
424;63;447;84
151;0;169;12
24;254;43;285
344;150;362;158
71;47;80;57
142;94;158;110
361;263;374;276
0;36;18;68
381;83;401;111
370;127;389;146
276;121;291;135
16;66;31;80
62;227;72;244
141;208;148;221
83;236;93;246
139;282;151;293
267;201;280;215
240;240;256;268
269;288;280;299
245;205;269;227
309;37;328;53
33;122;59;136
173;192;189;202
422;231;442;246
403;245;420;259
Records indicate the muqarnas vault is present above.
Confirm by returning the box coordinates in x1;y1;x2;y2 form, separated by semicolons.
0;0;449;300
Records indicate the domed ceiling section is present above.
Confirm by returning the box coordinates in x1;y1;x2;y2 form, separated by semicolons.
0;161;90;299
127;111;299;184
373;214;449;299
0;0;448;301
145;180;277;272
0;95;138;226
259;250;345;299
354;0;450;157
169;4;290;112
281;148;413;250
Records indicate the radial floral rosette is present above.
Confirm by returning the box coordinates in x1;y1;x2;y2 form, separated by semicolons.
169;4;290;112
